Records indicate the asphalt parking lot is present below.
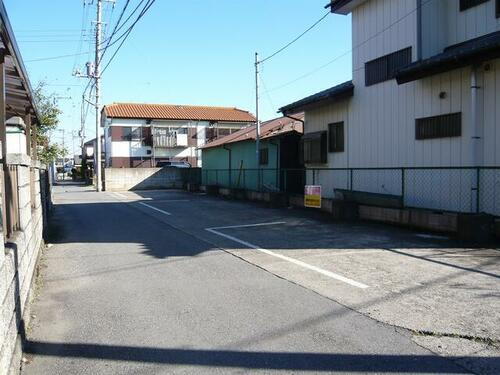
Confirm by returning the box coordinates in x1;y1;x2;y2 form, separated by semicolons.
105;189;500;370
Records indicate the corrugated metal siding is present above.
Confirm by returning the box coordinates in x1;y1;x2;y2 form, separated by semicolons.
422;0;500;58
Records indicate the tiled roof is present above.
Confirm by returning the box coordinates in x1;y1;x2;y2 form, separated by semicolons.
103;103;256;123
201;114;304;149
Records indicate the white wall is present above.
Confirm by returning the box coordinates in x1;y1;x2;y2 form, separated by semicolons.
102;114;253;166
422;0;500;58
302;0;500;214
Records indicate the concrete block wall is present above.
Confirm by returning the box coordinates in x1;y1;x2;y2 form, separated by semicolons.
0;155;48;375
104;167;184;191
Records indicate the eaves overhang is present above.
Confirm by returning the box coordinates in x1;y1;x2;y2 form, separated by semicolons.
279;81;354;115
0;2;40;123
325;0;368;15
396;31;500;84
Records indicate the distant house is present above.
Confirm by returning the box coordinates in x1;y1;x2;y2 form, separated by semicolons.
101;103;255;168
201;114;304;192
279;0;500;216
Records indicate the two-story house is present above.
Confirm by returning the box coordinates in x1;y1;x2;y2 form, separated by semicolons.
280;0;500;216
101;103;255;168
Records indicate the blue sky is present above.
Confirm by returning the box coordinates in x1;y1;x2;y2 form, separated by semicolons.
5;0;351;155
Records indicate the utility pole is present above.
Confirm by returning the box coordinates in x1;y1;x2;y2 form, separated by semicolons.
94;0;103;192
255;52;260;188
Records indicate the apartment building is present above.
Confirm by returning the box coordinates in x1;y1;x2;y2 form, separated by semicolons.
101;103;256;168
280;0;500;215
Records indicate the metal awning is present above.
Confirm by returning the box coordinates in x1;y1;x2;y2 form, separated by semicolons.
396;31;500;84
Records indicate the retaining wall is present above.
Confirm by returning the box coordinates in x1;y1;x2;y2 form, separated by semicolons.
104;167;184;191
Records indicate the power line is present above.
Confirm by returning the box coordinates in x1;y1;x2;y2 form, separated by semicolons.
263;0;433;94
259;10;330;64
98;0;132;64
25;51;94;63
101;0;156;75
100;0;146;46
99;0;152;55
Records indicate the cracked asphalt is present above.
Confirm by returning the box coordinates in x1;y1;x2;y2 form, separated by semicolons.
22;183;499;374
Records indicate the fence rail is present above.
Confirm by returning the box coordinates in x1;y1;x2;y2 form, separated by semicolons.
200;167;500;217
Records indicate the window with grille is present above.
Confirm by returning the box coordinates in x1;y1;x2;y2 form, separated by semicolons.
259;148;269;165
122;127;142;141
328;122;344;152
415;113;462;140
301;131;327;164
365;47;412;86
460;0;488;11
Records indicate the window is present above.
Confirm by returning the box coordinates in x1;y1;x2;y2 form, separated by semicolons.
365;47;412;86
328;122;344;152
259;148;269;165
205;127;216;141
122;127;142;141
460;0;488;11
218;128;231;137
301;131;327;164
416;113;462;140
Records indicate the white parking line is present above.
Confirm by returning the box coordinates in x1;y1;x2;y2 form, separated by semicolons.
110;192;128;200
137;202;171;216
208;222;286;231
205;224;369;289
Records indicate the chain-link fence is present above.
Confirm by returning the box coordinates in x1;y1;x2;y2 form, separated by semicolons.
200;167;500;216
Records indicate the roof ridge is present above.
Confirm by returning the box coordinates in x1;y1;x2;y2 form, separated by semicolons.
107;102;248;111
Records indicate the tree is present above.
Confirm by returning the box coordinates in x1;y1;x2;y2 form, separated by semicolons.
32;82;67;165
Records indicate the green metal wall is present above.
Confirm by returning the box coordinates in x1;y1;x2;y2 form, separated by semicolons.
202;139;280;191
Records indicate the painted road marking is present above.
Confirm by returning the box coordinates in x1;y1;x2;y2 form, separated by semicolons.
138;202;172;216
110;192;128;200
415;233;450;240
147;199;191;203
208;222;286;230
205;224;369;289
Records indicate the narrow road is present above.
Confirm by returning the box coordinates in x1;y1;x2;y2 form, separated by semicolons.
23;184;467;374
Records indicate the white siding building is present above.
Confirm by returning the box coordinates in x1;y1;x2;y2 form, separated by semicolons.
280;0;500;216
101;103;255;168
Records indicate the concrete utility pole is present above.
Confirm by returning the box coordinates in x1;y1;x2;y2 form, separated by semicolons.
254;52;260;187
94;0;103;192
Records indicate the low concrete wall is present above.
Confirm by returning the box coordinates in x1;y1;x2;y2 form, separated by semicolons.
198;185;498;239
359;205;458;232
0;155;49;375
104;167;184;191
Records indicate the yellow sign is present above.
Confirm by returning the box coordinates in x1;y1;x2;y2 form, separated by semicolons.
304;185;322;208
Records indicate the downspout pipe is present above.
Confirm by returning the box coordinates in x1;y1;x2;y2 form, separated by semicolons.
471;66;482;167
269;139;280;191
223;144;232;187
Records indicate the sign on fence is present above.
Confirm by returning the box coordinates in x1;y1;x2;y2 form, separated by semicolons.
304;185;322;208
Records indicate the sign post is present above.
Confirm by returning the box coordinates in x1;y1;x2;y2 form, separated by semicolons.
304;185;322;208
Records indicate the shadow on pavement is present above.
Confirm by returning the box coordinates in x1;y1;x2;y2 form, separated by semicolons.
23;341;475;373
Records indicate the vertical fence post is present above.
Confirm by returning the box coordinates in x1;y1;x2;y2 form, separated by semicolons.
350;169;353;191
476;167;480;214
312;170;316;185
401;168;406;207
284;170;288;193
243;169;246;190
215;170;218;186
